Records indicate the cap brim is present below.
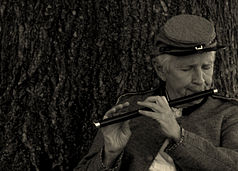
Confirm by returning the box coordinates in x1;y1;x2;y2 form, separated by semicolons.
152;45;226;56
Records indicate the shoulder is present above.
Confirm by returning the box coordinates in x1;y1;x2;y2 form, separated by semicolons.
211;94;238;106
116;87;162;105
209;94;238;119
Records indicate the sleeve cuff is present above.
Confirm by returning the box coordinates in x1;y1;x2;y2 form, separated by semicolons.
165;127;185;152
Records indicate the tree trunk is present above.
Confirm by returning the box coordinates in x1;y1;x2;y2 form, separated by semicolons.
0;0;237;170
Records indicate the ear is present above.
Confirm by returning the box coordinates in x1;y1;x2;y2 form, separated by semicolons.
152;58;167;81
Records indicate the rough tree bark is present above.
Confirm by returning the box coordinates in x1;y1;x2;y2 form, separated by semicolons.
0;0;237;170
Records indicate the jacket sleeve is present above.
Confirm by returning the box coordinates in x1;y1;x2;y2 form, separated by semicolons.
73;130;123;171
165;111;238;171
74;89;159;170
73;93;133;171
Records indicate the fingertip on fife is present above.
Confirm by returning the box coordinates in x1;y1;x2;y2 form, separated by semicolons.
125;102;130;105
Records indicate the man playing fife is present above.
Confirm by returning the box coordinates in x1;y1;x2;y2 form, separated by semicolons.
76;14;238;171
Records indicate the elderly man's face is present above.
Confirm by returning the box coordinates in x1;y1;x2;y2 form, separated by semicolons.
163;52;215;104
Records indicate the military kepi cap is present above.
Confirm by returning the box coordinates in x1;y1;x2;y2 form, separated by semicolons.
152;14;225;56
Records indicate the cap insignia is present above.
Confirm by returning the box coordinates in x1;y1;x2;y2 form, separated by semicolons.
195;45;204;50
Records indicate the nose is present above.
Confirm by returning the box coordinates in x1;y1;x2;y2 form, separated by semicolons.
192;68;205;85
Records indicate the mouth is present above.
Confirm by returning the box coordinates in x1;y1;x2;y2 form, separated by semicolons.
186;88;205;95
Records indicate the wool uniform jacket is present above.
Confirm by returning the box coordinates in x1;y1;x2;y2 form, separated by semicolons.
75;88;238;171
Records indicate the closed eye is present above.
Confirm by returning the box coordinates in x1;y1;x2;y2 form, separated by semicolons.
202;64;213;70
181;67;193;71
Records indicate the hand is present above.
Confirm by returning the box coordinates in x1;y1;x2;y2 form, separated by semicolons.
101;102;131;155
137;96;181;141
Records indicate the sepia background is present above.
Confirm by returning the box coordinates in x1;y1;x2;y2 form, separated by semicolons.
0;0;238;170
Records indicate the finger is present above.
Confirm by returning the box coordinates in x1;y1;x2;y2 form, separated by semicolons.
121;120;131;135
105;104;124;116
160;96;169;106
144;96;169;107
103;115;108;119
114;102;130;111
144;96;159;102
154;96;171;108
105;107;117;115
137;101;159;111
105;102;130;117
115;104;124;110
138;110;161;120
138;110;170;124
122;102;130;107
144;95;167;101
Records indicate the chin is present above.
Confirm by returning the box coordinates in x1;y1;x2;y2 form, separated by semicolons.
186;98;203;106
185;88;206;96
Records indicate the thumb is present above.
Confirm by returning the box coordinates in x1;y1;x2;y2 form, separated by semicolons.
121;120;131;135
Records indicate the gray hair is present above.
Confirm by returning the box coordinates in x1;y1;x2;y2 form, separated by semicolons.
152;54;174;73
152;51;216;73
